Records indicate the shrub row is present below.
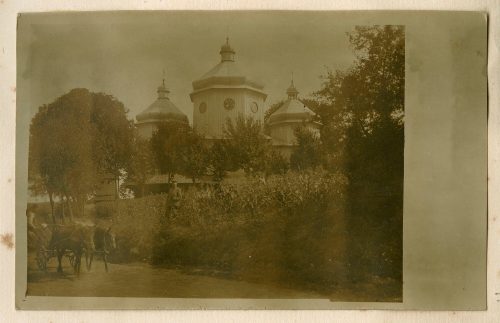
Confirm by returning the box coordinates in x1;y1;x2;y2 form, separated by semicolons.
109;169;352;290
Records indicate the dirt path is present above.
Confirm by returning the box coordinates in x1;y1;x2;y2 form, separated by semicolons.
27;256;324;298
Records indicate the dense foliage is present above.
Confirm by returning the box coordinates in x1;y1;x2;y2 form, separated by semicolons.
127;135;155;197
148;121;210;184
223;114;269;175
312;25;405;280
109;170;352;291
29;89;134;222
290;126;322;171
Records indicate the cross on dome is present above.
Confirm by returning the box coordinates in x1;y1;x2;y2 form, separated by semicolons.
286;72;299;99
220;37;236;62
157;69;170;99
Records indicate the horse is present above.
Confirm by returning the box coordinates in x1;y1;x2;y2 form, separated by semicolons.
86;226;116;272
49;224;95;275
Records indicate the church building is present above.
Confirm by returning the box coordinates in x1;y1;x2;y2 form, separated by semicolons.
134;37;320;159
190;38;268;139
135;77;189;139
266;78;320;158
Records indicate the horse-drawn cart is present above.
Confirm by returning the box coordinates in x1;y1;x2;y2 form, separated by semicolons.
29;222;115;274
30;223;92;274
35;241;79;272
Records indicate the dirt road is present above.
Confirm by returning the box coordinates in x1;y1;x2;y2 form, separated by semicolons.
27;256;324;298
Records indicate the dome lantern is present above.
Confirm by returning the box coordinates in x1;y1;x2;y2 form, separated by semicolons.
286;73;299;99
267;76;321;158
220;37;236;62
268;77;317;126
135;72;188;138
157;78;170;99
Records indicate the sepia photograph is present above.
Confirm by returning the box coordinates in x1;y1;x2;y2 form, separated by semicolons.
14;10;488;312
21;11;404;302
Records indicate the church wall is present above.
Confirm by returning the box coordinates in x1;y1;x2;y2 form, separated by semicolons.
270;122;297;146
243;90;266;127
192;90;213;136
270;121;321;147
192;88;266;139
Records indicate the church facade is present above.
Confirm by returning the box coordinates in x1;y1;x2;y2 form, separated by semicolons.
189;38;267;140
135;38;319;156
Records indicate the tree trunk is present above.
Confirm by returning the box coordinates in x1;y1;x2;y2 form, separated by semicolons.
114;175;119;218
60;198;65;224
114;176;119;200
48;191;56;224
65;194;74;223
83;198;86;217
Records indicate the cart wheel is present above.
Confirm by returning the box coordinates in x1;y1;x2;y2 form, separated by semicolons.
36;248;47;271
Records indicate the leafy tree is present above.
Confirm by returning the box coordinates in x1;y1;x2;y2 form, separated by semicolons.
150;121;191;183
290;126;322;171
29;99;94;222
177;130;208;183
91;93;135;192
223;114;269;175
207;140;233;182
313;25;404;281
29;88;134;221
127;135;155;197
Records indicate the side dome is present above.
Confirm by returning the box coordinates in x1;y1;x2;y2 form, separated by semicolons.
136;80;188;124
267;79;317;126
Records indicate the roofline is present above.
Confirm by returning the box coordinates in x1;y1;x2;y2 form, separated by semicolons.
267;115;322;127
192;76;264;90
135;117;189;125
190;85;268;101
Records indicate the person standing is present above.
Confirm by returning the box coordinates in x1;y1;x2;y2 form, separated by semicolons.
168;180;182;217
26;204;39;250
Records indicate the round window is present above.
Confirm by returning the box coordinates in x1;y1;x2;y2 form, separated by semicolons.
251;102;258;113
199;102;207;113
224;98;235;110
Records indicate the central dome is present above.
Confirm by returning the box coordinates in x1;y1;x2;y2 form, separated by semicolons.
190;38;265;96
190;37;268;140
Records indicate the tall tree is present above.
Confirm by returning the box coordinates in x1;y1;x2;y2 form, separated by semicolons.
313;26;405;281
29;88;134;221
177;130;208;183
91;92;135;199
207;140;233;182
290;125;322;171
127;135;155;197
150;121;191;183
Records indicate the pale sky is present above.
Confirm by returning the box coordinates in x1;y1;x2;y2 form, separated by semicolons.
19;11;360;123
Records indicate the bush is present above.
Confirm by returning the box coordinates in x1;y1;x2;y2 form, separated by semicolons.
146;169;350;289
107;195;165;263
108;169;400;293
